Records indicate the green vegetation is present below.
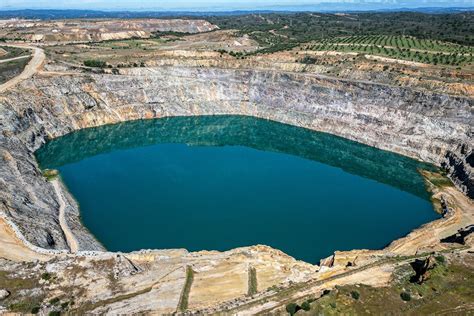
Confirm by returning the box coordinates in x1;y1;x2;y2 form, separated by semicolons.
285;302;299;315
350;290;360;300
248;266;258;296
41;272;52;280
435;255;446;264
31;306;41;314
208;12;473;46
304;255;474;315
70;287;152;314
42;169;59;181
285;299;315;315
0;270;43;314
0;56;30;84
0;46;30;60
308;35;472;66
178;266;194;312
9;301;43;314
83;59;107;68
425;172;455;188
400;291;411;301
92;38;165;50
314;35;472;53
299;55;317;64
301;300;311;311
151;31;191;38
207;12;474;61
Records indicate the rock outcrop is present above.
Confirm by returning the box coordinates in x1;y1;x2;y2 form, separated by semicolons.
410;255;437;284
0;65;472;251
442;143;474;198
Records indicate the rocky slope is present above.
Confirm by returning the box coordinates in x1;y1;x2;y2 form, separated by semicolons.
0;65;473;252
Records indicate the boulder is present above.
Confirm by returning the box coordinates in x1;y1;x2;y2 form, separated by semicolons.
0;289;10;300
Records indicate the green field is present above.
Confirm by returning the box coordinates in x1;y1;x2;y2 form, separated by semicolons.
308;36;473;66
0;46;30;60
319;35;473;53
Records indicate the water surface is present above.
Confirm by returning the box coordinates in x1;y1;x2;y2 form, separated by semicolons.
36;116;438;263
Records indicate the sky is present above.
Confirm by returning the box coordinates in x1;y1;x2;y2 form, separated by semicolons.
1;0;473;11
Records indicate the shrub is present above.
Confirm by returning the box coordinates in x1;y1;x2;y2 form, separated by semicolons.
49;297;60;305
41;272;51;280
350;290;360;300
31;306;41;314
400;291;411;301
301;301;311;311
42;169;58;181
435;255;445;264
300;55;317;64
83;59;107;68
285;302;299;315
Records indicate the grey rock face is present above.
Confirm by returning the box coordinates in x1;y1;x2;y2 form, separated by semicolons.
0;66;472;251
442;143;474;198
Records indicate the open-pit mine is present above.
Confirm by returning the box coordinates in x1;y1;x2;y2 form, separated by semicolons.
0;12;473;315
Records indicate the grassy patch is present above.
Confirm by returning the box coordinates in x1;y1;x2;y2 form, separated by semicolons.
305;257;474;315
426;174;455;188
42;169;59;182
69;287;152;314
9;300;43;314
0;271;39;289
0;270;44;314
0;56;30;84
83;59;107;68
248;266;258;296
0;46;30;60
178;265;194;312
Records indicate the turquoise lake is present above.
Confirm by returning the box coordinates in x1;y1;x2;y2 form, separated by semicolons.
36;115;439;263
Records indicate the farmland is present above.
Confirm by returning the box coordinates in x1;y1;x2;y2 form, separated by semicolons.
306;35;473;66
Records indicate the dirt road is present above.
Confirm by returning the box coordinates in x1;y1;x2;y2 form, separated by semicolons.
0;44;45;93
52;180;80;253
0;54;31;64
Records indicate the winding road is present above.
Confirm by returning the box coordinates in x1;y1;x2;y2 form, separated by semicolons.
0;44;79;254
0;44;45;93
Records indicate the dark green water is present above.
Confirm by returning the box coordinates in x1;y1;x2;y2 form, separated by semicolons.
36;115;438;263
